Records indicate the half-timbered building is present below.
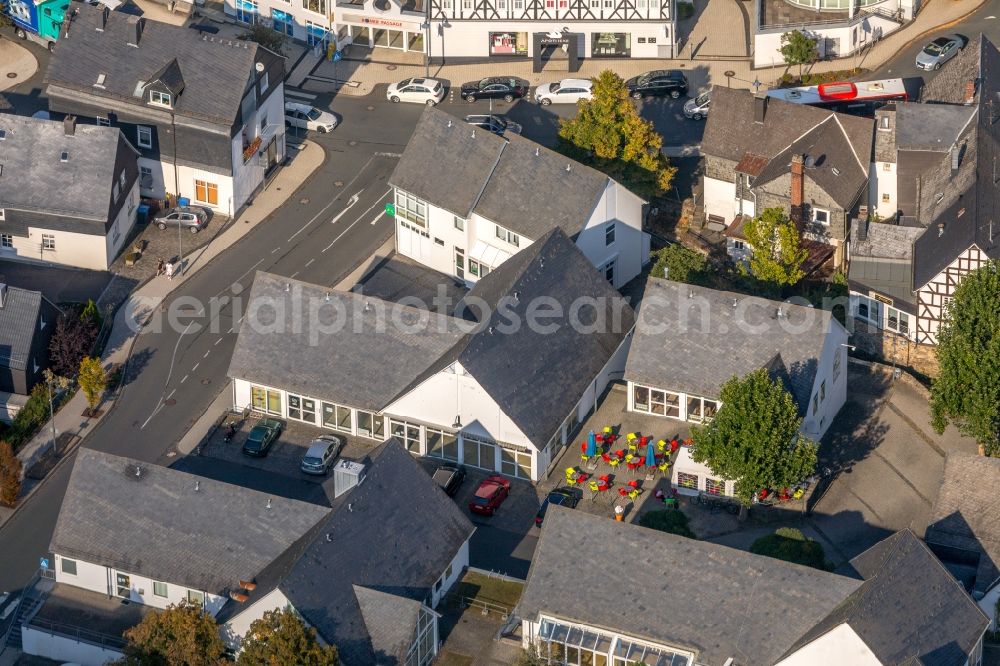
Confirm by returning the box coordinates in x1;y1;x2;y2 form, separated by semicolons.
848;34;1000;345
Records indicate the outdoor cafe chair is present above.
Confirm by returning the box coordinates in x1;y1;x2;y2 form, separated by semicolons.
608;457;620;470
588;479;600;501
657;439;667;452
565;467;577;482
628;488;641;501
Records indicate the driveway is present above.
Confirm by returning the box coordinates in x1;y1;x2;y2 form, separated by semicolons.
807;361;979;564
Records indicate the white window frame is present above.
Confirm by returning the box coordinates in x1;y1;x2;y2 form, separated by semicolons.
395;190;427;228
854;294;881;326
885;306;910;336
149;90;172;108
0;234;12;249
137;126;152;149
0;208;4;221
61;558;78;575
41;234;56;251
812;207;830;226
494;224;520;247
153;581;168;597
605;222;616;246
260;71;269;95
454;216;465;231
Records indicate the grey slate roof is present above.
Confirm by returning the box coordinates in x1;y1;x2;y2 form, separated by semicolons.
0;285;43;372
0;114;128;221
353;585;424;662
227;272;469;412
701;87;874;177
895;103;977;151
271;440;474;666
389;106;617;240
922;34;1000;105
847;219;923;309
926;453;1000;595
874;106;897;163
624;277;837;414
49;449;331;595
752;115;868;208
46;5;266;125
456;228;635;447
519;505;861;666
786;530;989;666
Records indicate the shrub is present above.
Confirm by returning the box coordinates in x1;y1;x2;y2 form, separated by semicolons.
650;244;709;285
638;509;697;539
750;527;829;570
0;441;22;506
677;1;694;18
7;383;51;449
49;312;98;377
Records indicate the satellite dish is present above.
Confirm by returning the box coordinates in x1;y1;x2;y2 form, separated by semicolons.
804;155;816;168
255;62;265;73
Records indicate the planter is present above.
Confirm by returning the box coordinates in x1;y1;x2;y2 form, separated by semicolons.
124;251;140;267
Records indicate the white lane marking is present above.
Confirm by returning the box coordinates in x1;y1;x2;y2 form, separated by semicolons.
305;258;315;267
290;271;300;279
322;189;392;253
271;247;280;254
227;326;234;334
370;212;384;225
141;321;195;429
287;190;362;241
284;151;378;242
192;363;200;372
203;350;210;359
215;337;223;346
181;374;189;384
166;389;176;401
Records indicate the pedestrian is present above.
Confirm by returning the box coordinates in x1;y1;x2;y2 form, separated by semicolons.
165;261;174;281
156;258;165;276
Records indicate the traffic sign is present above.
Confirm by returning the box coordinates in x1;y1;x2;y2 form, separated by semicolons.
385;203;396;217
39;557;49;569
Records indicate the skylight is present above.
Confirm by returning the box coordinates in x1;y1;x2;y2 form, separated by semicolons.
95;73;107;87
60;151;69;163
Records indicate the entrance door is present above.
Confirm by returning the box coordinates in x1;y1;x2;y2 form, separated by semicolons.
263;137;278;173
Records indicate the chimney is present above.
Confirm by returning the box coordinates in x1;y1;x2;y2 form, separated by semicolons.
857;217;868;242
0;284;7;309
753;94;768;124
126;15;142;47
229;591;250;603
790;154;805;223
96;5;108;31
964;79;976;105
238;580;257;591
63;115;76;137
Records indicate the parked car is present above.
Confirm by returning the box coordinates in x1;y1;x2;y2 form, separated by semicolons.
683;90;711;120
242;418;284;457
460;76;530;103
284;102;338;133
535;78;593;106
300;434;345;475
468;475;511;516
432;463;467;496
535;487;582;527
625;70;688;99
386;78;446;105
463;114;523;136
154;206;208;233
915;35;964;70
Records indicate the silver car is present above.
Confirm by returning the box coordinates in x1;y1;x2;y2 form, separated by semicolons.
915;35;963;71
154;206;209;233
300;434;345;475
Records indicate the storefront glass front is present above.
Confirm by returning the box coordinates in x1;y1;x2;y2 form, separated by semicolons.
306;21;329;47
489;31;528;56
271;9;293;35
591;32;630;57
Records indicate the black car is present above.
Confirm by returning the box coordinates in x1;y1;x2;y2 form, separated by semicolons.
242;418;284;458
625;70;689;99
463;114;523;136
535;487;582;527
432;463;467;497
460;77;530;103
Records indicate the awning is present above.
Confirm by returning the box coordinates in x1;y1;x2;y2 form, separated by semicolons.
470;240;510;268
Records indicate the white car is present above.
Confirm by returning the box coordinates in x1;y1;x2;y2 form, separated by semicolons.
284;102;338;133
535;78;593;106
386;78;446;105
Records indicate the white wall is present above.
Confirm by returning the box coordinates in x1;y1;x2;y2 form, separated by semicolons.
754;15;901;68
54;554;226;616
1;225;112;270
670;446;735;496
21;625;123;666
430;538;470;609
231;87;287;214
775;623;882;666
704;175;736;223
221;587;293;651
576;180;646;289
870;160;897;220
105;181;140;264
800;318;849;440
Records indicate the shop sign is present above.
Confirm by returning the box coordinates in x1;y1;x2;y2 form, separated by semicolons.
342;13;419;30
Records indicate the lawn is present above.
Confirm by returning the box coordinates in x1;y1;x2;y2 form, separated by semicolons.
451;571;524;610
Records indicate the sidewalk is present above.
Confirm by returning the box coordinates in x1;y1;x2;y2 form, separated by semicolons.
5;140;326;524
0;39;38;94
308;0;982;97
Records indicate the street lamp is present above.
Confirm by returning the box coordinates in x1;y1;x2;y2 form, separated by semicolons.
421;21;431;77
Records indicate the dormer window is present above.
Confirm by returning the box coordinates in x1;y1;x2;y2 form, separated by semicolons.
149;90;172;108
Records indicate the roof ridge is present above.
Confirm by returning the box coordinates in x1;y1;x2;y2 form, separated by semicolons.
830;114;865;173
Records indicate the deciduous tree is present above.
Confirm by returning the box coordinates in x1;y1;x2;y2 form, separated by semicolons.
116;601;225;666
238;23;287;56
780;30;820;78
238;607;338;666
931;261;1000;456
691;368;817;507
650;244;709;285
49;314;98;377
557;70;677;198
78;356;107;415
0;441;22;506
744;207;809;287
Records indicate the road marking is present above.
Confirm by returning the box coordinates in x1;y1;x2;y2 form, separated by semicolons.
191;363;199;372
271;247;280;254
305;258;315;267
166;389;176;401
215;337;223;346
181;374;189;383
370;212;384;225
141;321;195;429
203;350;210;359
227;326;234;334
283;152;381;243
987;14;996;18
287;190;362;241
322;189;392;253
290;271;300;278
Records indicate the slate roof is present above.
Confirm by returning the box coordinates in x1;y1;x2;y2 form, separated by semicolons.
701;87;873;183
49;449;331;595
456;228;635;447
519;506;861;666
0;114;127;221
895;103;977;151
389;106;618;240
227;272;469;413
847;219;923;309
46;4;267;125
874;106;897;163
922;34;1000;105
219;440;475;666
926;453;1000;595
785;530;989;666
624;277;837;414
0;285;43;372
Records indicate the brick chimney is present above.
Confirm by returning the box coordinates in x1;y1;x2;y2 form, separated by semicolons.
790;154;805;223
754;94;768;124
63;115;77;136
964;79;976;105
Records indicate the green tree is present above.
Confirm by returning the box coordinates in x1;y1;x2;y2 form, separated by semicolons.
638;509;696;538
556;70;677;198
238;23;287;56
0;0;12;28
691;369;818;507
80;299;102;327
650;244;709;285
750;527;829;570
0;441;22;506
743;207;808;287
930;261;1000;456
78;356;107;415
238;607;338;666
780;30;820;78
116;601;226;666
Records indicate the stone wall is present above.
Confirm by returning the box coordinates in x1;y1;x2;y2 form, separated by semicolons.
851;318;939;378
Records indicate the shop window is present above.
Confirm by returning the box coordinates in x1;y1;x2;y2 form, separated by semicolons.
357;411;385;439
462;435;497;471
489;31;528;55
500;448;532;479
592;32;631;57
390;419;421;453
677;472;699;490
427;428;459;461
288;394;317;423
705;478;725;495
251;386;282;415
322;402;353;432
